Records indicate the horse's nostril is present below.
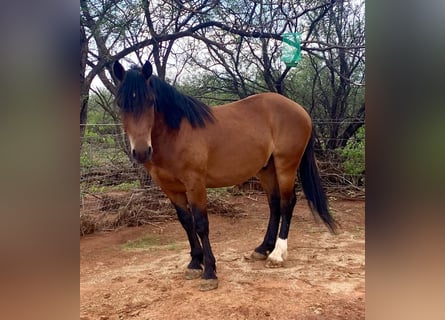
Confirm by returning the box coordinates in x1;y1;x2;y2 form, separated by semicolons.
131;147;152;163
145;147;153;161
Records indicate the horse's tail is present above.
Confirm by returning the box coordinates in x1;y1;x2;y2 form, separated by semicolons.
299;130;338;234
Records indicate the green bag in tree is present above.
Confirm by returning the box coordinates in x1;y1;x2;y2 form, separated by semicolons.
281;32;301;67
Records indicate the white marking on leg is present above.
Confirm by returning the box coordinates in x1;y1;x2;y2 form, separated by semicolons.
267;238;288;264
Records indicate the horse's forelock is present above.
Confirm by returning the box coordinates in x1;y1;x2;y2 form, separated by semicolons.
116;68;151;114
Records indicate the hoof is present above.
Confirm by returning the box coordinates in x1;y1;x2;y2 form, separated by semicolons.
184;268;202;280
265;257;284;268
244;251;268;261
199;278;218;291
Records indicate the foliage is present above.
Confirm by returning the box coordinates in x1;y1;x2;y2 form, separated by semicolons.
339;126;365;178
87;91;116;124
175;74;240;105
80;149;97;169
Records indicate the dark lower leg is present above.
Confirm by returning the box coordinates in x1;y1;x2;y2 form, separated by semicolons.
255;191;281;255
278;192;297;240
174;204;203;270
191;206;217;280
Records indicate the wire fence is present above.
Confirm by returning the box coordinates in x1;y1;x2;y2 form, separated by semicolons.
80;123;364;234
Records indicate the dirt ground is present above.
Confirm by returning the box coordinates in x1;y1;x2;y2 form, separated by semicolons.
80;194;365;320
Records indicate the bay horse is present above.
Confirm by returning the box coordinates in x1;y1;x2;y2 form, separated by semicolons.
113;60;337;291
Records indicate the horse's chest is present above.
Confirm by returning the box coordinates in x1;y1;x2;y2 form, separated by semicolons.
146;164;185;192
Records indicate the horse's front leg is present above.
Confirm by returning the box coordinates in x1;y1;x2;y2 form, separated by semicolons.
163;190;203;279
186;181;218;291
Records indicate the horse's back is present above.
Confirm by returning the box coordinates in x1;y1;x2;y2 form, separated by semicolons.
216;92;312;149
217;92;311;127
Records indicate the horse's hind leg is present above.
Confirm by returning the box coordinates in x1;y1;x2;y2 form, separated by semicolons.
251;156;281;260
266;161;298;268
164;190;203;279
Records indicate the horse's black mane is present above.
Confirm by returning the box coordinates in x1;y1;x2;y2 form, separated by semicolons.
116;65;214;130
151;76;215;129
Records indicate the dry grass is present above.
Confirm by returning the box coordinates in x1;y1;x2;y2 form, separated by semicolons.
80;186;244;236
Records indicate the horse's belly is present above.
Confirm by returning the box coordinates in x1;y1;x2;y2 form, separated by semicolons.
205;153;268;188
205;172;256;188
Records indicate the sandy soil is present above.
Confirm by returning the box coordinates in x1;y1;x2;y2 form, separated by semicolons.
80;195;365;319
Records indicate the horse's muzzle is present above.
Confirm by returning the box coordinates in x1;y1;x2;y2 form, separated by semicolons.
132;146;153;164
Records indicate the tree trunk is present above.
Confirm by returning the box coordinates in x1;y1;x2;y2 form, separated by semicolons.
338;103;365;148
80;87;89;147
80;24;89;148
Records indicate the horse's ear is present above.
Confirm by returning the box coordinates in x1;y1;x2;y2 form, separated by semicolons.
113;61;125;81
142;61;153;80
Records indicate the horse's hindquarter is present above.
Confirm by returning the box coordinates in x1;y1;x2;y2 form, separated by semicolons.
260;93;313;155
204;93;312;188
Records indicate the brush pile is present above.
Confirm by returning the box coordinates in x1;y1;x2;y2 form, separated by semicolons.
80;186;244;236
